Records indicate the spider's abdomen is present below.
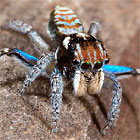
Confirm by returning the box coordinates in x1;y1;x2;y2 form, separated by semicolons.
48;6;84;41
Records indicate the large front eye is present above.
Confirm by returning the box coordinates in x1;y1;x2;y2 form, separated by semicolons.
94;61;103;69
81;62;92;70
105;58;110;64
72;60;79;65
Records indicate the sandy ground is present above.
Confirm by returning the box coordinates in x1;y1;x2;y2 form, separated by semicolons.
0;0;140;140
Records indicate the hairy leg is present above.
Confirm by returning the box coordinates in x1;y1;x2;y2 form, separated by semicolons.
0;48;38;67
21;52;54;94
1;20;50;53
50;68;63;133
88;20;101;37
101;72;122;135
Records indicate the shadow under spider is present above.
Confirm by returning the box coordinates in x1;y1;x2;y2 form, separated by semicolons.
0;77;24;87
122;91;139;134
78;95;102;133
93;94;108;119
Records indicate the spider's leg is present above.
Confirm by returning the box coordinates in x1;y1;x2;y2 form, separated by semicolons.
88;20;101;37
21;52;53;94
101;72;122;135
1;20;50;53
0;48;38;68
50;68;63;133
103;64;140;80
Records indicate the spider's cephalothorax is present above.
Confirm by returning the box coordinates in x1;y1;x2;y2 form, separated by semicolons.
57;33;110;96
0;5;139;135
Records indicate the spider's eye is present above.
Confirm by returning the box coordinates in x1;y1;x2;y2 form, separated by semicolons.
94;61;103;69
72;60;79;65
81;62;91;70
105;58;110;64
86;62;90;65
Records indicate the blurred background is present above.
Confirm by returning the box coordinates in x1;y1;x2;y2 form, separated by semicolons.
0;0;139;139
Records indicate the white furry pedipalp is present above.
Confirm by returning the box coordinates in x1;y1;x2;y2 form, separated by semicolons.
73;70;81;94
73;70;87;96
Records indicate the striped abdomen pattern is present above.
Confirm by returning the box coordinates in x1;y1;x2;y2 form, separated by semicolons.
49;6;84;38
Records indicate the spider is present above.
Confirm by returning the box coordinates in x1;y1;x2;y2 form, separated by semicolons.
0;6;139;135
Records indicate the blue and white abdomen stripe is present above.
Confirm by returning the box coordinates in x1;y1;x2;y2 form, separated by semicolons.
48;6;84;39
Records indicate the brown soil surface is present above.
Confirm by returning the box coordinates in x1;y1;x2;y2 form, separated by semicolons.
0;0;139;140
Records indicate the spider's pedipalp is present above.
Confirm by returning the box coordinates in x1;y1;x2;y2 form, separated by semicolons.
50;68;63;133
101;72;122;135
88;20;101;37
73;70;87;96
88;69;104;94
1;20;50;53
21;52;53;94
